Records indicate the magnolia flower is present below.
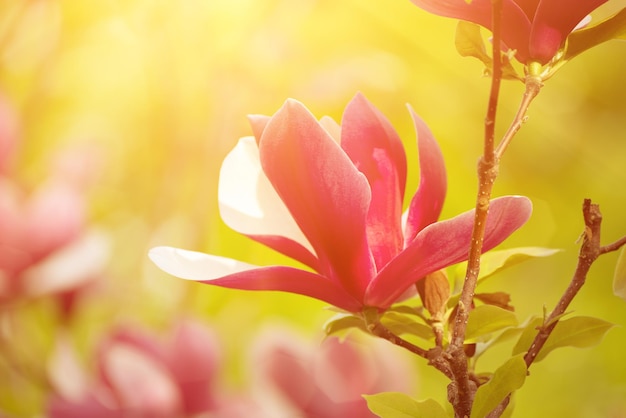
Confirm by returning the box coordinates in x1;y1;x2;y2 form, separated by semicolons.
0;177;87;300
409;0;608;64
251;330;414;418
47;320;222;418
150;94;531;313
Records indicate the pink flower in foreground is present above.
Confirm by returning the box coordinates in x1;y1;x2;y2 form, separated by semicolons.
409;0;607;64
150;93;531;313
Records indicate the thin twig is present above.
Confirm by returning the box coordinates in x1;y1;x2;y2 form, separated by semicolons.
494;75;543;160
488;200;623;417
367;321;454;379
524;199;602;366
599;235;626;255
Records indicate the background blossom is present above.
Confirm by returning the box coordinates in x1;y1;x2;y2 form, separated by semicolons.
409;0;609;63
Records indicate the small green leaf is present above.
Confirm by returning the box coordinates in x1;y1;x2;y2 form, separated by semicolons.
475;323;526;360
324;313;366;337
613;246;626;302
388;305;422;317
454;247;561;286
511;317;542;356
455;21;490;63
381;312;434;341
453;21;522;80
533;316;614;362
471;355;527;418
565;8;626;61
364;393;449;418
465;305;518;343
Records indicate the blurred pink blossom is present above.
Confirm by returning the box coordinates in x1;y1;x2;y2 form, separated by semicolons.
0;176;87;300
0;94;107;304
47;319;225;418
251;329;415;418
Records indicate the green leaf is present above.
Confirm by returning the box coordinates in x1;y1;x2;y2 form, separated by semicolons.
474;323;526;360
533;316;614;362
613;246;626;302
465;305;518;343
565;8;626;61
511;317;542;357
471;355;527;418
381;312;434;341
453;21;522;80
364;393;449;418
324;313;367;338
455;21;490;63
453;247;561;287
388;305;423;317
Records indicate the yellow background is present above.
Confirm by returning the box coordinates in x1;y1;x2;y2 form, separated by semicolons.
1;0;625;416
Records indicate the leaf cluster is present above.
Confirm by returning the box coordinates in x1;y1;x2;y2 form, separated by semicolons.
325;247;615;417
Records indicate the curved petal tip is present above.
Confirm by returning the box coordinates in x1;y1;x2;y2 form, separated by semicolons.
149;246;256;282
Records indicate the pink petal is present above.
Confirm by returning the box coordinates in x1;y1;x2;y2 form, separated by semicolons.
25;180;85;260
340;93;407;270
247;114;271;145
259;99;375;299
100;343;182;417
529;0;607;63
166;320;220;414
403;106;447;245
47;392;121;418
0;94;19;173
218;137;317;269
319;115;341;143
149;246;362;311
409;0;534;62
315;338;378;403
365;196;532;309
22;230;109;296
260;343;318;412
246;234;320;271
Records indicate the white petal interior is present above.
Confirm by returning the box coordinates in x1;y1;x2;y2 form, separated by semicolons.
218;137;314;253
148;246;257;281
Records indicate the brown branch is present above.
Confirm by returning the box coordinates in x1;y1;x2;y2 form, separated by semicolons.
447;2;504;416
368;321;454;379
523;199;602;366
494;75;542;160
488;199;615;417
599;235;626;255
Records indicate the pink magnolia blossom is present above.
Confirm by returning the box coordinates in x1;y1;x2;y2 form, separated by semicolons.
409;0;608;64
47;320;222;418
0;178;87;300
252;330;414;418
0;95;108;304
150;94;531;313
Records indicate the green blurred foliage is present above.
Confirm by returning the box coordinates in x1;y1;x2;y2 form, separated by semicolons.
1;0;625;416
